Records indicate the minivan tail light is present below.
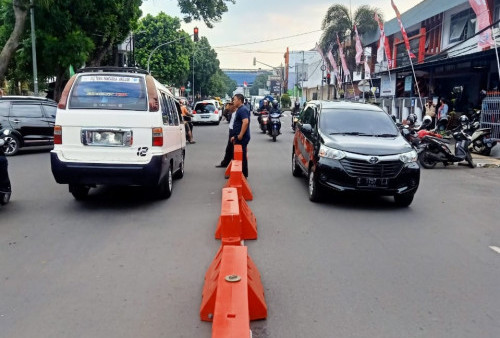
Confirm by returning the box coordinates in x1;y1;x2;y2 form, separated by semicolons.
152;127;163;146
54;125;62;144
214;110;219;114
57;75;77;109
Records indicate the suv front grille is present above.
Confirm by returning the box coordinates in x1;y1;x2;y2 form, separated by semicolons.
340;158;403;178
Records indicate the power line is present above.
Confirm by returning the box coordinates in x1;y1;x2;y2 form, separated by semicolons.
214;30;323;49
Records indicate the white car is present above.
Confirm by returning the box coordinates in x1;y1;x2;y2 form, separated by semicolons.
192;100;221;125
51;67;186;200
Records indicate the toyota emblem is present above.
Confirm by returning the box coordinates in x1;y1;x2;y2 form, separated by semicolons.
369;157;379;164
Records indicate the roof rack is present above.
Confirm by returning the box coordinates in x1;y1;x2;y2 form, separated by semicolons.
75;67;149;75
0;95;56;102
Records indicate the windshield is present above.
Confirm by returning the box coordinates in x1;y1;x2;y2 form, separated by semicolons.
69;75;147;111
194;103;216;113
319;108;399;137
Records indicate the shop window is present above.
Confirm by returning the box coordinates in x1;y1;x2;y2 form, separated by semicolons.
449;8;476;43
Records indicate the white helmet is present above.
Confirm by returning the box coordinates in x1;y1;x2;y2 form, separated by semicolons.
421;115;432;130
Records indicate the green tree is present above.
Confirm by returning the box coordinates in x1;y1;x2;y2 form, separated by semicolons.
190;36;219;97
177;0;235;28
134;13;193;86
249;72;269;96
320;4;382;74
281;93;291;108
206;69;236;97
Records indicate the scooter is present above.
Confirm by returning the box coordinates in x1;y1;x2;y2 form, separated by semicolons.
418;127;474;169
465;113;497;155
0;128;12;205
259;110;269;133
267;111;282;142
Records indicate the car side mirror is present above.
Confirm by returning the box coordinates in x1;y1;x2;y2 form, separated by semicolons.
301;123;313;135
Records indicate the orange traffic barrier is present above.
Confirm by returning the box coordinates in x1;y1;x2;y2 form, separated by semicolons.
215;188;257;240
224;160;253;201
224;144;243;178
200;245;267;324
211;246;250;337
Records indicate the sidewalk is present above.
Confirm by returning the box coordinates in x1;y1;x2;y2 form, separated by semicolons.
454;144;500;168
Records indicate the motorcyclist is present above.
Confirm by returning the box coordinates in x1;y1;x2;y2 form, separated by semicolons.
257;99;270;125
407;113;417;128
267;100;281;134
292;100;301;115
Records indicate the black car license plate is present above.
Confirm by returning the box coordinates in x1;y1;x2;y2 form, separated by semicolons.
356;177;388;188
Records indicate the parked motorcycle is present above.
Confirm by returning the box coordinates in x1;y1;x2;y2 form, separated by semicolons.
0;128;12;205
267;111;282;141
465;111;497;155
418;118;474;169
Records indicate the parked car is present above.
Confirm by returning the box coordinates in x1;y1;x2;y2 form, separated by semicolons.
0;96;57;155
192;100;221;125
292;101;420;206
51;67;186;200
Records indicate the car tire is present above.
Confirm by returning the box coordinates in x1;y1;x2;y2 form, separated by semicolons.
156;165;173;199
394;192;414;207
215;121;220;125
173;155;185;179
4;134;20;156
308;168;323;202
0;191;11;205
292;151;302;177
69;184;90;200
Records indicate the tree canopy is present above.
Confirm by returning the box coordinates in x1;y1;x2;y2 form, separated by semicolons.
177;0;235;28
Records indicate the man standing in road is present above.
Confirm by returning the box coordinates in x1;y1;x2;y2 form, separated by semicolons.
216;102;237;168
230;94;250;178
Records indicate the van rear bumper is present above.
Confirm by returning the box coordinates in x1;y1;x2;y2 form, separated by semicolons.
50;152;165;186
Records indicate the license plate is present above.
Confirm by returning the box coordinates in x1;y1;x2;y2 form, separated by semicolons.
356;177;388;188
81;129;133;147
201;115;209;118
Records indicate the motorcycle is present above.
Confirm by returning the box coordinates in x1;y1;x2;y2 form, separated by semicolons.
0;128;12;205
267;111;282;142
259;110;269;133
465;111;497;155
418;126;474;169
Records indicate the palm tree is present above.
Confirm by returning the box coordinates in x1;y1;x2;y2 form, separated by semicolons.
320;4;383;72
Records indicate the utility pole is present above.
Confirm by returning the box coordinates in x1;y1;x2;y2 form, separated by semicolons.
302;51;305;104
30;0;38;95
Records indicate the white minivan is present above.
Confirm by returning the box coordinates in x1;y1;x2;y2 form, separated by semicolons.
51;67;186;200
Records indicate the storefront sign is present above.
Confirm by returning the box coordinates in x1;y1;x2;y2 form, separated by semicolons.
380;74;395;97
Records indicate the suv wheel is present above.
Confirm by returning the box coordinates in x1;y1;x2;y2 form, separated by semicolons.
69;184;90;200
4;134;20;156
292;151;301;177
308;168;323;202
394;193;414;207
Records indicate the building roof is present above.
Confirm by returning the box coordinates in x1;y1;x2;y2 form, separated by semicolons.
222;69;264;87
363;0;468;45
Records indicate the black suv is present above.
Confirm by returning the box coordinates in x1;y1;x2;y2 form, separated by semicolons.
0;96;57;155
292;101;420;206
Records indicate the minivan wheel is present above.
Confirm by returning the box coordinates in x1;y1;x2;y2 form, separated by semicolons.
394;192;414;207
69;184;90;200
4;134;20;156
156;166;173;199
292;151;302;177
308;168;323;202
173;155;185;179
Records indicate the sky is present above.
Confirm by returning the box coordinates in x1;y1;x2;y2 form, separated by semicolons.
140;0;423;70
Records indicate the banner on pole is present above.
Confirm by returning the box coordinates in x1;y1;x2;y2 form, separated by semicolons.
469;0;494;49
354;25;363;65
391;0;416;58
374;13;393;68
336;33;350;80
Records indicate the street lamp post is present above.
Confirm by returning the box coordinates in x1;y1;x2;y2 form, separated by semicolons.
147;35;191;73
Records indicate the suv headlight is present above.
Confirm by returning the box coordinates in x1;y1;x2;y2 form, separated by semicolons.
400;150;418;163
319;145;346;160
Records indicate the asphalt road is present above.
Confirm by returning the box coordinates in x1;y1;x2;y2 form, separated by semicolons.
1;113;500;338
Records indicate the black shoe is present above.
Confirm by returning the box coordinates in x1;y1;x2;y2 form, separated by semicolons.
215;163;226;168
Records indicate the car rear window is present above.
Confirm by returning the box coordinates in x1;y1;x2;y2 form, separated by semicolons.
320;109;399;136
194;103;216;113
69;75;147;111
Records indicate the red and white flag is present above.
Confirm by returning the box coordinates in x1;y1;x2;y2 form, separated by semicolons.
337;33;350;80
315;43;327;65
354;25;363;65
364;61;371;79
469;0;494;49
327;48;339;75
374;13;392;68
391;0;416;58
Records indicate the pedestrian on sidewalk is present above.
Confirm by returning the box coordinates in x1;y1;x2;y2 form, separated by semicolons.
181;100;196;144
437;98;449;132
424;98;436;127
216;102;237;168
230;94;251;178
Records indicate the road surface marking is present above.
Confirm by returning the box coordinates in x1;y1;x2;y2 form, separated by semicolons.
489;246;500;254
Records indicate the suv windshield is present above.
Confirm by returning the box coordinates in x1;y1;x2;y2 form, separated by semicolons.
194;103;216;113
320;108;399;137
69;75;147;111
